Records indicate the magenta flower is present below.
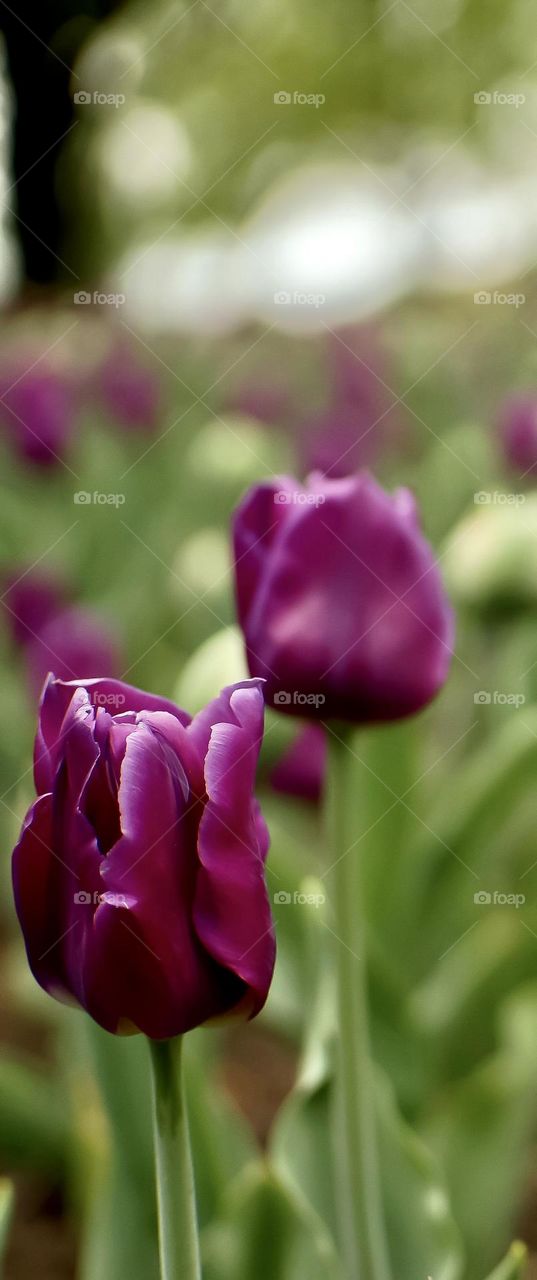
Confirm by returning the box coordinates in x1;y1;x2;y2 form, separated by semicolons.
0;368;75;466
100;343;161;432
13;677;275;1038
233;472;454;723
499;394;537;477
2;570;66;648
300;329;401;478
24;607;122;695
270;724;326;804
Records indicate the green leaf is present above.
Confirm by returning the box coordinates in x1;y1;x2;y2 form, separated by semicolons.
481;1242;527;1280
422;983;537;1279
0;1053;68;1171
270;963;463;1280
201;1162;343;1280
0;1180;14;1277
184;1030;257;1228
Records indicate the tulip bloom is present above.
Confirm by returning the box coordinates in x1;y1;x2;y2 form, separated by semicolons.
2;570;66;647
0;368;74;466
233;472;453;723
499;394;537;476
13;677;274;1038
24;607;122;694
270;725;326;804
100;343;161;432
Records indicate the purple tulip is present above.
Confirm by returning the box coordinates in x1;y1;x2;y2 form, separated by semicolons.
2;571;66;648
0;368;74;466
100;343;161;432
23;607;122;695
224;382;291;427
499;394;537;476
270;725;326;804
12;676;275;1038
233;472;454;723
300;329;401;478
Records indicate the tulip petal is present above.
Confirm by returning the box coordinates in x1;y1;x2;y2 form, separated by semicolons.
232;479;297;629
194;683;275;1016
35;677;190;795
89;721;244;1036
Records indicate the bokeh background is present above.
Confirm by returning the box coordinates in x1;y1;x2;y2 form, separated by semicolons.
1;1;537;1277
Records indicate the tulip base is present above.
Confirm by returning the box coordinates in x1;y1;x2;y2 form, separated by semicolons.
148;1036;201;1280
327;729;392;1280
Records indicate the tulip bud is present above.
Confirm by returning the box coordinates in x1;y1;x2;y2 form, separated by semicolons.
269;724;326;804
233;471;453;723
499;394;537;477
24;607;122;694
12;677;275;1038
0;368;74;466
100;342;161;433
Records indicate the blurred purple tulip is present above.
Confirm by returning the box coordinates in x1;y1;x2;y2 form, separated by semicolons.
499;394;537;477
224;382;291;427
300;330;400;478
0;367;75;466
100;343;161;432
13;676;275;1038
270;725;326;803
2;570;66;648
233;471;454;723
24;606;122;695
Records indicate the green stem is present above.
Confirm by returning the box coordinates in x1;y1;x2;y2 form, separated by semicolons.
148;1037;201;1280
328;731;392;1280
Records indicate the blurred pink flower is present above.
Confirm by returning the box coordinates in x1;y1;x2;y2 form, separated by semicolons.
270;724;326;804
24;606;122;695
2;570;67;647
499;393;537;477
99;342;161;432
301;329;401;478
0;366;75;466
